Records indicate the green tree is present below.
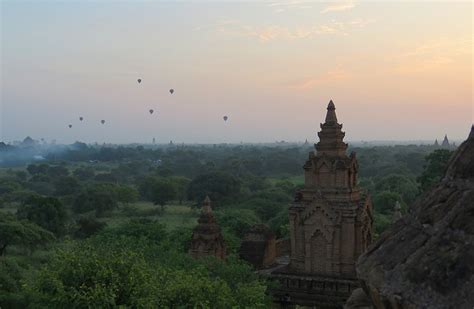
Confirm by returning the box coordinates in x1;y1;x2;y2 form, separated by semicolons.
187;172;241;205
139;177;177;210
239;197;285;222
73;185;119;216
16;195;68;236
115;185;139;205
169;176;191;204
72;166;95;180
273;179;297;195
26;238;268;308
74;216;107;239
0;179;22;195
0;257;28;307
54;176;80;196
268;208;290;238
375;174;419;205
26;164;49;176
46;165;69;178
151;179;176;210
214;208;260;238
101;219;168;245
27;240;162;308
373;191;404;215
0;215;54;256
373;213;392;236
418;149;454;191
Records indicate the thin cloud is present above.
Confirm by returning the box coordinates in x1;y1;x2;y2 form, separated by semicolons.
215;19;374;42
268;0;314;13
217;24;347;41
321;1;356;14
392;37;472;73
290;68;350;90
193;19;239;31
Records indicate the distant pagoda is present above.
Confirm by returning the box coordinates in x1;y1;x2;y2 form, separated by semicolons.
434;139;439;147
442;134;450;148
270;100;373;307
189;196;226;260
392;201;402;222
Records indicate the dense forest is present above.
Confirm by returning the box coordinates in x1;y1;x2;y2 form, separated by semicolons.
0;141;454;307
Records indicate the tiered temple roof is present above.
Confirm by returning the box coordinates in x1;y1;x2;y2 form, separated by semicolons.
270;100;373;308
189;196;226;260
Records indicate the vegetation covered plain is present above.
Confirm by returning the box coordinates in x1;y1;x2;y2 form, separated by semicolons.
0;142;453;307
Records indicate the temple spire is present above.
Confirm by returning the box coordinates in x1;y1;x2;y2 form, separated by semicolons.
442;134;450;147
325;100;338;125
189;195;226;260
202;195;212;214
392;201;402;222
315;100;347;156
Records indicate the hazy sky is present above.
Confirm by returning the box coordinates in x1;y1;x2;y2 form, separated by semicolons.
1;0;472;144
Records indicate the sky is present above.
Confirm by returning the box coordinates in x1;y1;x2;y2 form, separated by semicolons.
1;0;472;144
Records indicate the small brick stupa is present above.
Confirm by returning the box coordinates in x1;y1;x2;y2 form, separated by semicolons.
189;196;226;260
239;224;276;269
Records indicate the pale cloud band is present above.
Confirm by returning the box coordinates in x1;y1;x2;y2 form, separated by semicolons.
321;1;356;14
289;67;350;90
212;18;375;42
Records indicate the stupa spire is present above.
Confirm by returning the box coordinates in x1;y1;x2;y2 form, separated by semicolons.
325;100;338;124
392;201;402;222
202;195;212;214
442;134;450;147
315;100;347;156
189;195;226;260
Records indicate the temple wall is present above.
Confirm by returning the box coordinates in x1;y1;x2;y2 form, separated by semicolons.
275;238;290;257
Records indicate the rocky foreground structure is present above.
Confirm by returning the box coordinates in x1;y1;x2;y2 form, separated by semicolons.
351;126;474;309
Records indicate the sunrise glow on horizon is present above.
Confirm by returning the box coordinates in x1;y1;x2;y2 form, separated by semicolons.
1;0;472;144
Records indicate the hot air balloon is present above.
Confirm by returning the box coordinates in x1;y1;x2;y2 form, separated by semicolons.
169;89;174;94
149;109;154;115
137;78;142;84
223;116;228;122
79;117;84;121
101;120;105;125
68;124;72;128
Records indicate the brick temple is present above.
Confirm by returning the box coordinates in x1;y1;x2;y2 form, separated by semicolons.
270;101;373;307
239;224;277;269
189;196;226;260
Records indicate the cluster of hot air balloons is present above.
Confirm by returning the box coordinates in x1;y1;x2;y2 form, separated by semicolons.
68;117;106;128
67;77;230;133
136;78;175;117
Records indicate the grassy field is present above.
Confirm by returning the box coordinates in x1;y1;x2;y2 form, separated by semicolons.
1;199;199;232
104;201;199;230
268;175;304;186
0;203;18;215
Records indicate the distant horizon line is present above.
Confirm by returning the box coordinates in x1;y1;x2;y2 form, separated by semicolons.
2;138;465;146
